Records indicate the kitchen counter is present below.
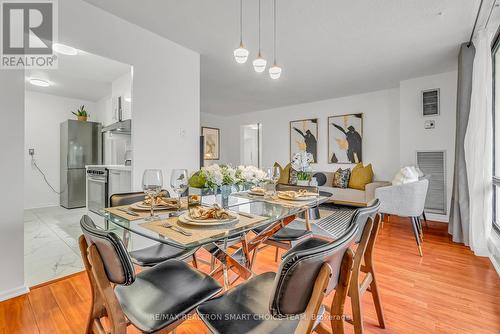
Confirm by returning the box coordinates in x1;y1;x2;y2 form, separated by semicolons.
86;165;132;171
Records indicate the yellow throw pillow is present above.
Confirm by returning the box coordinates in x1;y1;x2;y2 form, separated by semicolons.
274;162;291;185
348;163;374;190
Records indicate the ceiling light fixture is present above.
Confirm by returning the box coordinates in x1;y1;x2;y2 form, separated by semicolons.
233;0;249;64
29;78;50;87
253;0;267;73
52;43;78;56
269;0;282;79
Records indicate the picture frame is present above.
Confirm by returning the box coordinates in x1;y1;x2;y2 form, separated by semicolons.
289;118;318;163
202;127;220;160
328;113;363;164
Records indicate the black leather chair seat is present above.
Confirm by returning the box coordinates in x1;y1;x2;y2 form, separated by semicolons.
129;243;198;267
115;259;221;333
197;272;300;334
253;222;311;241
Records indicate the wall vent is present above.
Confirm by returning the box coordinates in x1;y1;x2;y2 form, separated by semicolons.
417;150;446;215
422;88;440;116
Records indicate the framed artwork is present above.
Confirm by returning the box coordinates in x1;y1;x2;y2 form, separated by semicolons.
290;118;318;162
328;113;363;164
202;127;220;160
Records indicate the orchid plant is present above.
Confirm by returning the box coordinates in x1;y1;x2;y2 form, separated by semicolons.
291;151;314;181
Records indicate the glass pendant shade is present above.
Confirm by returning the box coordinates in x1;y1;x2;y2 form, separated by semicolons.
253;55;267;73
234;44;249;64
269;64;282;79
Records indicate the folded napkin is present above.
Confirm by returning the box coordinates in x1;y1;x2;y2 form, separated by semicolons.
250;186;266;195
144;194;178;207
277;190;318;199
189;205;235;220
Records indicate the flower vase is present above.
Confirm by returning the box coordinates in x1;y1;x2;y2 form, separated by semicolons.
219;184;233;208
297;180;310;186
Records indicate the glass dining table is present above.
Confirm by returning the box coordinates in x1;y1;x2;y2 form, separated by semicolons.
91;190;331;288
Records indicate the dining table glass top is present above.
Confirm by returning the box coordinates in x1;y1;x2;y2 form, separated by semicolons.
92;191;330;249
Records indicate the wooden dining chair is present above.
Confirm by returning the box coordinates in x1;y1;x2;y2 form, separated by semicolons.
110;191;199;268
197;222;359;334
315;200;385;334
79;215;221;334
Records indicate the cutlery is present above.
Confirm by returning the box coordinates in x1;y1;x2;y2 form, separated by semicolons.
161;223;192;236
233;211;254;219
118;208;140;216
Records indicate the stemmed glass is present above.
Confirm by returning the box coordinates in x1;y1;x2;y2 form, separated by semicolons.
142;169;163;221
170;169;189;210
266;166;281;195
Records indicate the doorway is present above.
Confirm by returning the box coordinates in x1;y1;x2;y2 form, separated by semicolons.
240;124;262;167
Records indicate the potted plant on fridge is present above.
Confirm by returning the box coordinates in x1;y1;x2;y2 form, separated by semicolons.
72;105;89;121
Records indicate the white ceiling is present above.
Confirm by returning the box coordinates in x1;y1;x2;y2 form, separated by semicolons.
83;0;494;115
26;49;131;101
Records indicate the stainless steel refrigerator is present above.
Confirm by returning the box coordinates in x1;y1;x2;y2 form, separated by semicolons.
60;120;101;208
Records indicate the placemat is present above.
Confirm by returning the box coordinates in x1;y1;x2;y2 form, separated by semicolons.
105;202;187;221
232;192;328;208
140;212;268;245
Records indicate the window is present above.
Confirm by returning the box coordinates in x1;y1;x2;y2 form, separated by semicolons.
492;30;500;234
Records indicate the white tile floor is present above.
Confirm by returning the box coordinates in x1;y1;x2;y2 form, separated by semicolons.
24;206;87;287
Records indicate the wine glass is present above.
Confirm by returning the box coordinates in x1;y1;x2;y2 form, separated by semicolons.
266;166;281;195
170;169;189;210
142;169;163;221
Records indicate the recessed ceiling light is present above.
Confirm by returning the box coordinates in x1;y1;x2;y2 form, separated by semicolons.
29;78;50;87
53;43;78;56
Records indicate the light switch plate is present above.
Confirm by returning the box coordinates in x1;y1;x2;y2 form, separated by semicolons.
424;120;435;129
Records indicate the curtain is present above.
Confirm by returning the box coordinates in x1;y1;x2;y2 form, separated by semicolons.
449;43;475;245
464;29;494;256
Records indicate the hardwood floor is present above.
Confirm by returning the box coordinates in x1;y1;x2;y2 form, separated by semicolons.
1;217;499;334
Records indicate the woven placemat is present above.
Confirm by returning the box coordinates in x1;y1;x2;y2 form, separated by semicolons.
140;213;267;245
105;201;187;221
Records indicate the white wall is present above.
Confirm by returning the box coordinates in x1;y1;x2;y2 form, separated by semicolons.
58;0;200;189
202;88;402;182
0;0;200;300
400;71;457;221
0;71;27;301
24;91;97;209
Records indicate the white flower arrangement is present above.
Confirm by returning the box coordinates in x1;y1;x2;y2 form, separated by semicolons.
291;151;313;181
190;164;268;189
236;165;269;185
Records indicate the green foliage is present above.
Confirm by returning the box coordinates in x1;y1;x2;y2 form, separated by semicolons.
72;105;89;117
188;172;207;188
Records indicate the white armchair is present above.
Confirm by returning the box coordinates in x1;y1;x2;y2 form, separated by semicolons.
375;179;429;256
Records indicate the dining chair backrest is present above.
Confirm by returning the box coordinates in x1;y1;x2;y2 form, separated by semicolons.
349;199;380;243
268;222;358;316
109;190;171;207
80;215;135;285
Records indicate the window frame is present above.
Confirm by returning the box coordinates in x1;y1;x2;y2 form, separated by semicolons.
492;26;500;235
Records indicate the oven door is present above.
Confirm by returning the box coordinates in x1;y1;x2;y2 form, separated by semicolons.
87;175;108;212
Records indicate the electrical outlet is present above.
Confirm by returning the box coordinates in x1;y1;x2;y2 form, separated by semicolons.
29;148;35;156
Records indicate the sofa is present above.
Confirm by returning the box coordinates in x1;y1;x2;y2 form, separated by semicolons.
314;171;390;207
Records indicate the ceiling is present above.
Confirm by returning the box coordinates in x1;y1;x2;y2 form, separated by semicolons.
84;0;494;115
26;49;131;101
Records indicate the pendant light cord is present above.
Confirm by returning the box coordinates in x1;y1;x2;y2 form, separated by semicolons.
258;0;261;55
273;0;277;64
239;0;243;44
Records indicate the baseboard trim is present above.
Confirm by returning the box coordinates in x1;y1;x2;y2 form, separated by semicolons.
0;285;30;302
487;233;500;275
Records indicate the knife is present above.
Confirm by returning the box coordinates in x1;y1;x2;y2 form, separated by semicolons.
118;208;140;216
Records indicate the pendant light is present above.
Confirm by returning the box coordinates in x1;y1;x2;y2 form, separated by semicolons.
269;0;282;79
233;0;249;63
253;0;267;72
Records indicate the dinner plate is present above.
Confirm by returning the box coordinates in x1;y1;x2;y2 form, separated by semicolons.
129;202;175;211
277;194;319;201
248;190;265;196
178;212;238;226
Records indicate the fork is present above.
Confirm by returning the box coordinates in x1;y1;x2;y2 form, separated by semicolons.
161;223;192;236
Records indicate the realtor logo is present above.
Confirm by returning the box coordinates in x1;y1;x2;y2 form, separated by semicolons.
1;0;57;69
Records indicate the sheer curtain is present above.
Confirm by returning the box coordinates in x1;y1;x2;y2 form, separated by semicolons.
464;28;494;256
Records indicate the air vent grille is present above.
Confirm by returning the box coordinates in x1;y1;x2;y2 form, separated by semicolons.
422;89;440;116
417;150;446;214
